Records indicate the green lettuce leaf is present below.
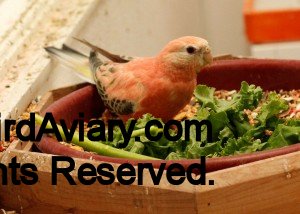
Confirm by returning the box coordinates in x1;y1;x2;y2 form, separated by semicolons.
257;92;289;125
266;124;300;149
194;85;217;111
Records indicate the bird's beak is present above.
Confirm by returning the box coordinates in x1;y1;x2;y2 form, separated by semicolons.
196;47;212;73
203;47;213;66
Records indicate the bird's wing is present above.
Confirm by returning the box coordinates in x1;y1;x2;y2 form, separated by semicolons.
74;38;136;63
93;62;145;115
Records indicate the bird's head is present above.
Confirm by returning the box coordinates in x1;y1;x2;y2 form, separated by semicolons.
158;36;212;73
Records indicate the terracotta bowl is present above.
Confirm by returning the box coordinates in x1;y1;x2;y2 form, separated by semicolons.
35;59;300;172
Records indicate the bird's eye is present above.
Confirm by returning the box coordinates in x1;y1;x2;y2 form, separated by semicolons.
186;46;196;54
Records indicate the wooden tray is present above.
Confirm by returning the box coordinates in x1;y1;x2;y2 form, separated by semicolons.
1;81;300;213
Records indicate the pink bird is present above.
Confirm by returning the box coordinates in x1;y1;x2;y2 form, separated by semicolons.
45;36;212;121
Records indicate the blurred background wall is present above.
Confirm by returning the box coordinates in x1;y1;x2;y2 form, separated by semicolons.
71;0;250;57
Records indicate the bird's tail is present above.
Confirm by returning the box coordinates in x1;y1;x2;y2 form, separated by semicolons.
45;45;94;83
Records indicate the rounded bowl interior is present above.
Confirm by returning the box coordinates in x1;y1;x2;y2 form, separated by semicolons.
35;58;300;172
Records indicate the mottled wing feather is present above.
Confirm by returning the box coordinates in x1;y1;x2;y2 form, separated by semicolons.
93;62;144;115
108;98;135;115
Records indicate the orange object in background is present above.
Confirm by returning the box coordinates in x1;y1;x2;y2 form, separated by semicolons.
244;0;300;43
